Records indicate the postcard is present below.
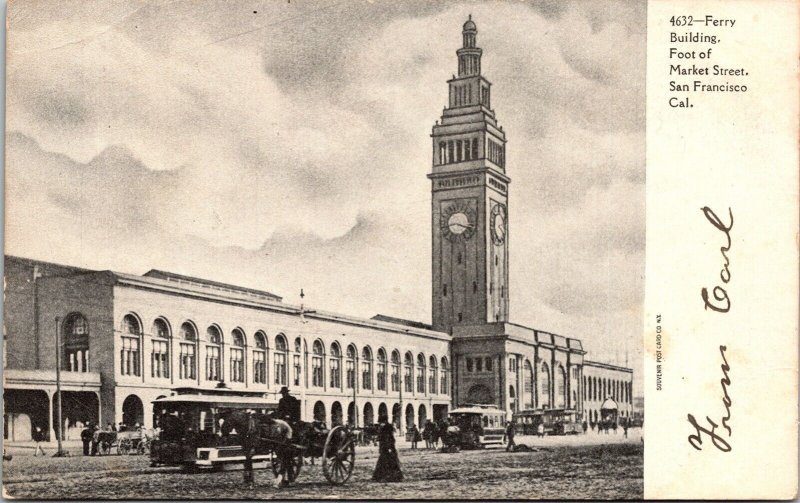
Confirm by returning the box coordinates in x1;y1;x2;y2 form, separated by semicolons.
3;0;797;500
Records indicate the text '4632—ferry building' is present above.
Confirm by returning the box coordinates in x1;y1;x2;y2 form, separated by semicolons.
3;17;632;443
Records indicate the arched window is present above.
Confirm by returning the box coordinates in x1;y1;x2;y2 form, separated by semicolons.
205;326;222;382
151;318;170;379
404;352;414;393
178;322;197;380
391;350;401;392
120;314;141;376
440;357;449;395
346;345;357;389
416;353;426;393
230;329;245;383
311;339;324;388
376;348;387;391
293;338;302;387
327;341;339;388
63;313;90;372
540;363;550;408
361;346;373;390
253;331;267;384
274;334;288;386
428;355;438;394
555;365;566;408
523;360;534;409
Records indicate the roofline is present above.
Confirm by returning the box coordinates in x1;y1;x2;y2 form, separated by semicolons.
584;360;634;373
144;269;282;301
109;273;451;342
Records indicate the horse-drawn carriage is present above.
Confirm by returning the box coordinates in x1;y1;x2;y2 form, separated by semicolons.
96;429;154;455
149;388;357;485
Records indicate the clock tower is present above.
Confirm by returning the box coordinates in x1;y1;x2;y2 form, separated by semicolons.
429;16;510;334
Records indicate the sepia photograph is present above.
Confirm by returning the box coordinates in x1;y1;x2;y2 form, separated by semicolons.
4;0;645;499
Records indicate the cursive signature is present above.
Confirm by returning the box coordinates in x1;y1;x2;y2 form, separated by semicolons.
700;206;733;313
687;345;732;452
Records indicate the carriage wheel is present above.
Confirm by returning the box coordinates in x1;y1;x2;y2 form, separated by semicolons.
322;426;355;485
118;438;131;455
270;449;303;483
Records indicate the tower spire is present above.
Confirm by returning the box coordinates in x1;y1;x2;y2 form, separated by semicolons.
458;16;481;76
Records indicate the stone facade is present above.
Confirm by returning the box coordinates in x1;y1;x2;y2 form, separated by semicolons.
3;256;450;439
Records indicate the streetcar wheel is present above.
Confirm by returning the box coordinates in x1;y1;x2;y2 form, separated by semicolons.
270;450;303;483
322;426;355;485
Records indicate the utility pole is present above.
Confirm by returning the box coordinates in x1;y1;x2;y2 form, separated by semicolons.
54;317;66;457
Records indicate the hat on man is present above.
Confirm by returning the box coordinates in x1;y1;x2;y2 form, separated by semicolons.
279;386;290;394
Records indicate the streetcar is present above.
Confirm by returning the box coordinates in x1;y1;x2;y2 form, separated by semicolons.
149;387;358;485
150;387;278;470
513;408;582;435
442;406;507;451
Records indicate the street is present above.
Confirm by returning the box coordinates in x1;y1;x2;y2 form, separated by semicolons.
3;431;642;499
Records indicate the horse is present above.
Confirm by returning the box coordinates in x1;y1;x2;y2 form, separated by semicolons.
220;410;295;484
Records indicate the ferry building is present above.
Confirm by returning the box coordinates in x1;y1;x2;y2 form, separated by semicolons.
3;18;633;442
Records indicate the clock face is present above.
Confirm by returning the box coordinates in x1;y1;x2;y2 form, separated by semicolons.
441;201;476;242
491;203;507;245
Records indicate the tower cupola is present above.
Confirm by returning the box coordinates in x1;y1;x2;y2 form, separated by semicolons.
457;15;482;77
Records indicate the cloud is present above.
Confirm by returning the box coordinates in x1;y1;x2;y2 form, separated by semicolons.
5;1;645;390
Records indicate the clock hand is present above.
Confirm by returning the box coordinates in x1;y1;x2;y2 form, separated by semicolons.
452;222;474;229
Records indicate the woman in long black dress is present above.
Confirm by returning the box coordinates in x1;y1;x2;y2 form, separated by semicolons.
372;413;403;482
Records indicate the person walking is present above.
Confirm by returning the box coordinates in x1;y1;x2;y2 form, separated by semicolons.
80;423;93;456
91;423;101;456
623;421;629;438
582;420;588;435
372;412;403;482
430;421;440;449
537;422;544;438
33;426;46;456
422;420;432;449
241;410;259;487
505;421;516;452
410;424;420;449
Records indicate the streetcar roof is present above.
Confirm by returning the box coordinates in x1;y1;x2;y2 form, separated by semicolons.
152;394;278;409
449;407;505;415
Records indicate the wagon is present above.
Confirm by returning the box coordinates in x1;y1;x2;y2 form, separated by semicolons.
256;421;356;485
150;389;357;485
96;429;153;455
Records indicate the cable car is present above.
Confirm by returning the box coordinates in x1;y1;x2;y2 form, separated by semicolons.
442;406;507;451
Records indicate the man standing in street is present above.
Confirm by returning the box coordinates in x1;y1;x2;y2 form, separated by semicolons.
32;426;46;456
272;387;300;488
505;421;516;452
80;423;93;456
241;410;259;487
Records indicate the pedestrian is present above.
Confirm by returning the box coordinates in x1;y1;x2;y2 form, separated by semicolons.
612;421;618;434
537;423;544;438
241;410;259;487
623;422;629;438
372;412;403;482
422;420;432;449
33;426;46;456
80;423;93;456
431;421;440;449
91;423;101;456
410;424;420;449
505;421;516;452
582;420;588;434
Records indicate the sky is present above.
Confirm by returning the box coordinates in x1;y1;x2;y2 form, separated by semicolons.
5;0;646;395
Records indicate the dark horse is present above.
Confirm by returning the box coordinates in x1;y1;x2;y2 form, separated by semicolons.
221;410;295;484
